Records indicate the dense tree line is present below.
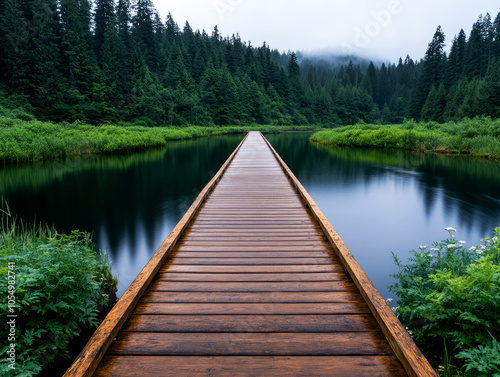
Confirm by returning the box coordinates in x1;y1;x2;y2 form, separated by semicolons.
0;1;499;126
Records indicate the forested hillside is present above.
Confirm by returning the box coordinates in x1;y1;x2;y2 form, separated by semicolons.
0;0;499;126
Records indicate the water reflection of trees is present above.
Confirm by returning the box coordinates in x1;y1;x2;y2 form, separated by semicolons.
266;133;500;236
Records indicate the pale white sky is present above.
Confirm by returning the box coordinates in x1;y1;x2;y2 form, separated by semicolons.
154;0;500;62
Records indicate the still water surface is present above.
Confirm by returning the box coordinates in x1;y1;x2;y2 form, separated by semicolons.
1;133;499;300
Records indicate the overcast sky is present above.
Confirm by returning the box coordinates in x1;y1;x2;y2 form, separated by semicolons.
154;0;500;63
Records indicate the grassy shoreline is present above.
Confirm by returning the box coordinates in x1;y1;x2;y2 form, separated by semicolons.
4;114;500;166
310;118;500;160
0;116;319;166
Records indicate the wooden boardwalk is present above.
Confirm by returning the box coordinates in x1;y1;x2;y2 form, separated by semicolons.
65;132;436;376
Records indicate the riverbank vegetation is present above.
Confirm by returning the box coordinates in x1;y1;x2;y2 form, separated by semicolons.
0;205;118;375
310;117;500;160
389;227;500;376
0;113;318;166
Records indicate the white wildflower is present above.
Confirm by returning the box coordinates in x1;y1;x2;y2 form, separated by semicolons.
476;250;484;255
430;248;439;252
391;306;399;313
459;241;466;245
386;298;393;303
428;253;434;257
447;244;456;249
469;247;477;251
493;236;498;242
445;227;456;232
419;245;428;250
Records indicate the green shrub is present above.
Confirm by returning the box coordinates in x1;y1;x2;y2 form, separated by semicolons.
389;227;500;376
0;208;118;376
456;335;500;377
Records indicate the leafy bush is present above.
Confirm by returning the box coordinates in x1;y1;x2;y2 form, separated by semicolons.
389;227;500;376
0;208;118;376
456;335;500;377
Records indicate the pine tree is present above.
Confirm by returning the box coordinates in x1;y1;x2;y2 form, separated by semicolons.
362;62;378;103
132;0;156;68
464;15;488;79
165;12;180;44
116;0;133;93
59;0;100;97
27;0;68;117
377;63;392;108
182;21;196;72
100;14;120;101
443;77;469;121
151;11;167;74
421;84;446;122
474;61;500;117
492;12;500;59
287;52;300;78
0;0;30;92
410;26;446;119
164;42;186;88
445;29;466;88
94;0;115;63
483;13;494;66
457;79;480;118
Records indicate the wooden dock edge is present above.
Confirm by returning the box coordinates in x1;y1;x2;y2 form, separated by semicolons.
261;132;437;377
63;133;250;377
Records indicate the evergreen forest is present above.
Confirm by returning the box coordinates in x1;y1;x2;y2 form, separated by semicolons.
0;0;499;127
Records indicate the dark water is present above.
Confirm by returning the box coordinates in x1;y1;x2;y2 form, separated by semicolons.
1;132;499;300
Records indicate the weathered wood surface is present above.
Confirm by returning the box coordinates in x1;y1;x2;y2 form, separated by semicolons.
66;131;435;376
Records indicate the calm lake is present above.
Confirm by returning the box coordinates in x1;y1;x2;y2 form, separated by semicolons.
2;132;499;300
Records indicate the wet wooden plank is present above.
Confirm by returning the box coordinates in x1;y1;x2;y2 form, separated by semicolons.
161;265;343;274
182;233;325;239
165;258;336;265
158;272;345;283
140;291;361;303
176;240;329;246
183;226;321;231
124;314;381;332
108;332;394;356
168;251;333;258
134;302;371;315
148;280;357;292
174;245;334;252
156;272;344;282
94;355;407;377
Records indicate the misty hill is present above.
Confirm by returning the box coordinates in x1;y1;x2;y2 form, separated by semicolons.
297;52;382;73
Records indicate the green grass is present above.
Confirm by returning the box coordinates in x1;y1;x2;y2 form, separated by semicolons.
0;203;118;375
310;117;500;160
0;115;320;166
